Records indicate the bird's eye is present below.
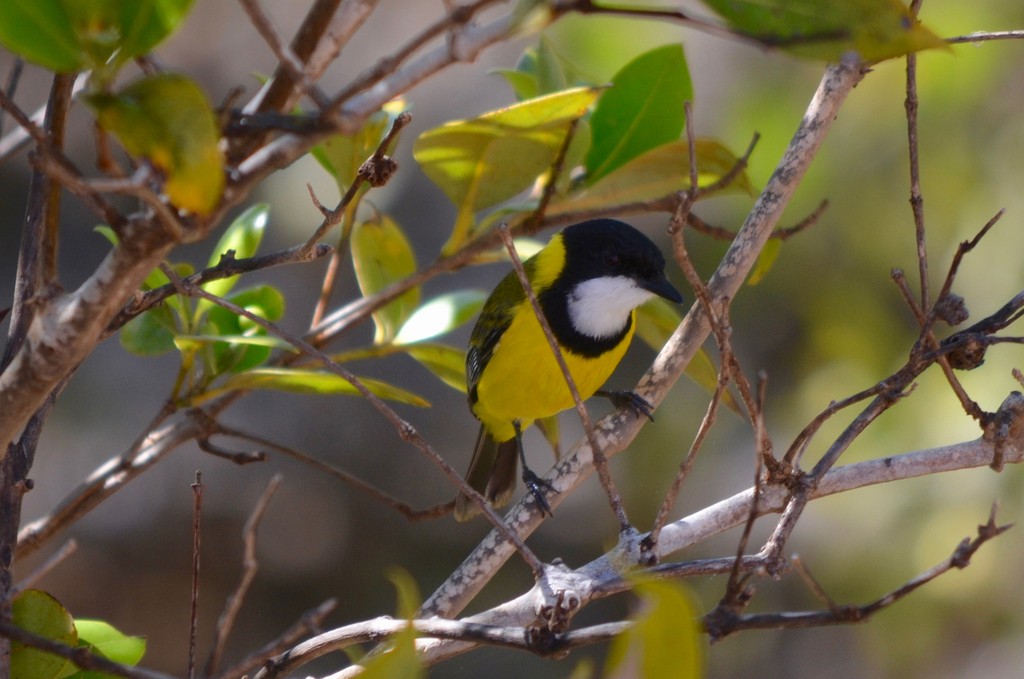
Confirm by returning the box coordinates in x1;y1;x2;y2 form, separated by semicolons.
605;253;621;268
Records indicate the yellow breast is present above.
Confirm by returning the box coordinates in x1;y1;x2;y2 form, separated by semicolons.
472;304;634;442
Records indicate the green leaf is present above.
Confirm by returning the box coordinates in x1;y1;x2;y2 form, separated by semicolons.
0;2;88;72
0;0;194;73
88;73;224;214
202;204;269;300
701;0;945;62
221;368;430;407
495;37;583;101
73;619;146;668
11;590;77;679
403;343;467;393
585;44;692;184
394;291;487;345
605;579;702;679
748;238;782;285
549;139;752;218
201;285;285;374
120;304;178;356
413;86;600;252
108;0;195;63
351;214;420;345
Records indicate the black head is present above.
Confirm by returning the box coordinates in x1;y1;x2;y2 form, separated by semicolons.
558;219;683;303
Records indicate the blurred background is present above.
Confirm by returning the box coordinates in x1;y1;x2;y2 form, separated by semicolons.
4;1;1024;677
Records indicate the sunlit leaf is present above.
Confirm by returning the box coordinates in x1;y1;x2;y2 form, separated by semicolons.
11;590;76;679
585;44;692;184
394;291;487;345
202;204;269;299
73;619;146;668
222;368;430;406
605;579;702;679
351;214;420;345
701;0;945;62
403;343;467;392
549;139;752;218
414;86;600;252
88;73;224;214
172;334;295;350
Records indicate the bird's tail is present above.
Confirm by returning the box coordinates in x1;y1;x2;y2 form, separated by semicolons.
454;425;519;521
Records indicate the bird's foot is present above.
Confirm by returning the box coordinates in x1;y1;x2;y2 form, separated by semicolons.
598;389;655;421
522;468;557;517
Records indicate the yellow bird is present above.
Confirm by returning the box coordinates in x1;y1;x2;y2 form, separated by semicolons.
455;219;683;521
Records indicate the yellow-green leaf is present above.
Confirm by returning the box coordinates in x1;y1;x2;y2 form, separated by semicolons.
74;619;146;668
549;139;752;219
11;590;77;679
748;237;782;286
351;214;420;345
403;343;467;392
88;73;224;214
414;86;600;252
221;368;429;407
394;291;486;345
701;0;945;62
605;579;702;679
635;299;740;415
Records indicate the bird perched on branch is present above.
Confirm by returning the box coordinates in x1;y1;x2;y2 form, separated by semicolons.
455;218;683;521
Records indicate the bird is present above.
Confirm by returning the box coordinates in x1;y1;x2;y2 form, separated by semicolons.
454;218;683;521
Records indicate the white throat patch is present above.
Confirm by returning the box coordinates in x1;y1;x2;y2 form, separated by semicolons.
567;276;654;339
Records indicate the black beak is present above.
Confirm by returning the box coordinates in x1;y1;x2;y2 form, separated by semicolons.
642;275;683;304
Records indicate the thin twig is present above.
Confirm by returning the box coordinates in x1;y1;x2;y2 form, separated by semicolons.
706;506;1012;639
188;472;204;679
905;39;928;309
237;0;330;108
106;243;333;336
13;539;77;594
946;30;1024;44
301;111;411;253
204;474;282;678
215;425;453;520
213;598;338;679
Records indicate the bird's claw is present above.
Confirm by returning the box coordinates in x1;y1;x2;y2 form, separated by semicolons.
522;469;556;517
598;389;655;422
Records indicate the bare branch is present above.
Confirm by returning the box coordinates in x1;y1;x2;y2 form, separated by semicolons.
204;474;282;677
